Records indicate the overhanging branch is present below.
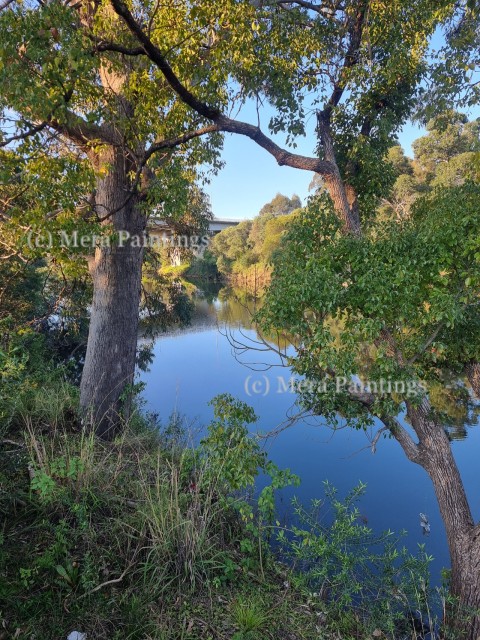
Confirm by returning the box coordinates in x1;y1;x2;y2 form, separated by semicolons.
109;0;336;177
0;122;49;148
109;0;221;121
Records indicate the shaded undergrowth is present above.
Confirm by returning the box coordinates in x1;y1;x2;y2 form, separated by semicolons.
0;369;449;639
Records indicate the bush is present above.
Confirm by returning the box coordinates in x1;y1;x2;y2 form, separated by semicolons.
1;389;444;639
276;481;438;638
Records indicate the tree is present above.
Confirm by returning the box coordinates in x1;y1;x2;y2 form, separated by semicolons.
209;220;253;274
256;210;299;263
387;145;414;178
109;0;480;632
422;1;480;114
378;113;480;219
258;193;301;218
249;193;300;262
0;0;227;437
0;147;93;341
412;111;480;184
210;194;300;275
423;2;480;402
260;184;480;636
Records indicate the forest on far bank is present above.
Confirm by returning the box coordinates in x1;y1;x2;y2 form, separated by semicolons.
206;110;480;283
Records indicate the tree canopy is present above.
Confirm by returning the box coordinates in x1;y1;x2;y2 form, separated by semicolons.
209;193;301;277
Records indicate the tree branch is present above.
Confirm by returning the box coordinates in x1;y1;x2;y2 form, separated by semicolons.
49;111;120;148
407;322;445;366
0;0;15;11
109;0;221;120
1;90;115;150
143;124;221;165
275;0;338;15
0;122;49;148
342;381;422;463
109;0;336;177
92;40;146;56
380;414;422;464
216;115;335;173
323;0;369;118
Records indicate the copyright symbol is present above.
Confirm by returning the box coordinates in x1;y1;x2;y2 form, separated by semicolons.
244;375;270;397
27;229;52;249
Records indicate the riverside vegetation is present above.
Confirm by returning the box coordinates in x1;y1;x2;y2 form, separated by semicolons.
2;113;480;638
2;0;480;636
1;341;445;640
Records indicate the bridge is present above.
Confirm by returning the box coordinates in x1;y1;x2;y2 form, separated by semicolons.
147;217;242;265
148;217;242;238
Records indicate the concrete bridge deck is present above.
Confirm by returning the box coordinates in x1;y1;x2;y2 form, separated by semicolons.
149;217;242;236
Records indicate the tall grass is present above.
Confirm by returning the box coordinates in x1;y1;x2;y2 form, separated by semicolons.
1;384;452;639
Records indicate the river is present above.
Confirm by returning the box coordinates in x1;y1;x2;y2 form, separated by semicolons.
139;285;480;585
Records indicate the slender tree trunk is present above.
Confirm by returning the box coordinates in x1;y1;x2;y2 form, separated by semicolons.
317;111;361;235
406;399;480;638
466;361;480;398
79;146;146;439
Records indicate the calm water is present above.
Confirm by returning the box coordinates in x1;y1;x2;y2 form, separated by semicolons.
139;287;480;584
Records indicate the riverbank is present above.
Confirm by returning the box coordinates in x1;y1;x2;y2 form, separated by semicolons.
1;362;442;639
0;386;323;640
223;264;271;296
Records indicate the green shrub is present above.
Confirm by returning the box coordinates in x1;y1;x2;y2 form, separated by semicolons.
276;481;437;638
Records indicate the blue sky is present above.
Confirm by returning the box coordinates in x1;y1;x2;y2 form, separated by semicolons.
204;104;425;221
205;24;479;221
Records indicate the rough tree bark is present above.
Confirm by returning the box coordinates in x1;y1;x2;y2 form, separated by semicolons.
406;399;480;638
79;146;145;439
316;111;361;235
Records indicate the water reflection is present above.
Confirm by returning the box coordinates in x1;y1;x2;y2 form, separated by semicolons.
191;285;480;439
139;283;480;586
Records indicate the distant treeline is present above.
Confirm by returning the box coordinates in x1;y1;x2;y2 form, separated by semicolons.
206;110;480;287
207;193;302;284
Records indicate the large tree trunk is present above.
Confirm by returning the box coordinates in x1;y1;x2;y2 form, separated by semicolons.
79;147;146;439
406;399;480;638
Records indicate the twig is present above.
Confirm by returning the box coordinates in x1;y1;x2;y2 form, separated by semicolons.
371;426;387;454
1;439;24;447
78;566;130;598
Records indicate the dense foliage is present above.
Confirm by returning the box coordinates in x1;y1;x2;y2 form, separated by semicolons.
379;112;480;219
259;181;480;423
209;193;301;278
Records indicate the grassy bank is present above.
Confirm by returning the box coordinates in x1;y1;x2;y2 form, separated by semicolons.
0;382;324;640
1;358;443;640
